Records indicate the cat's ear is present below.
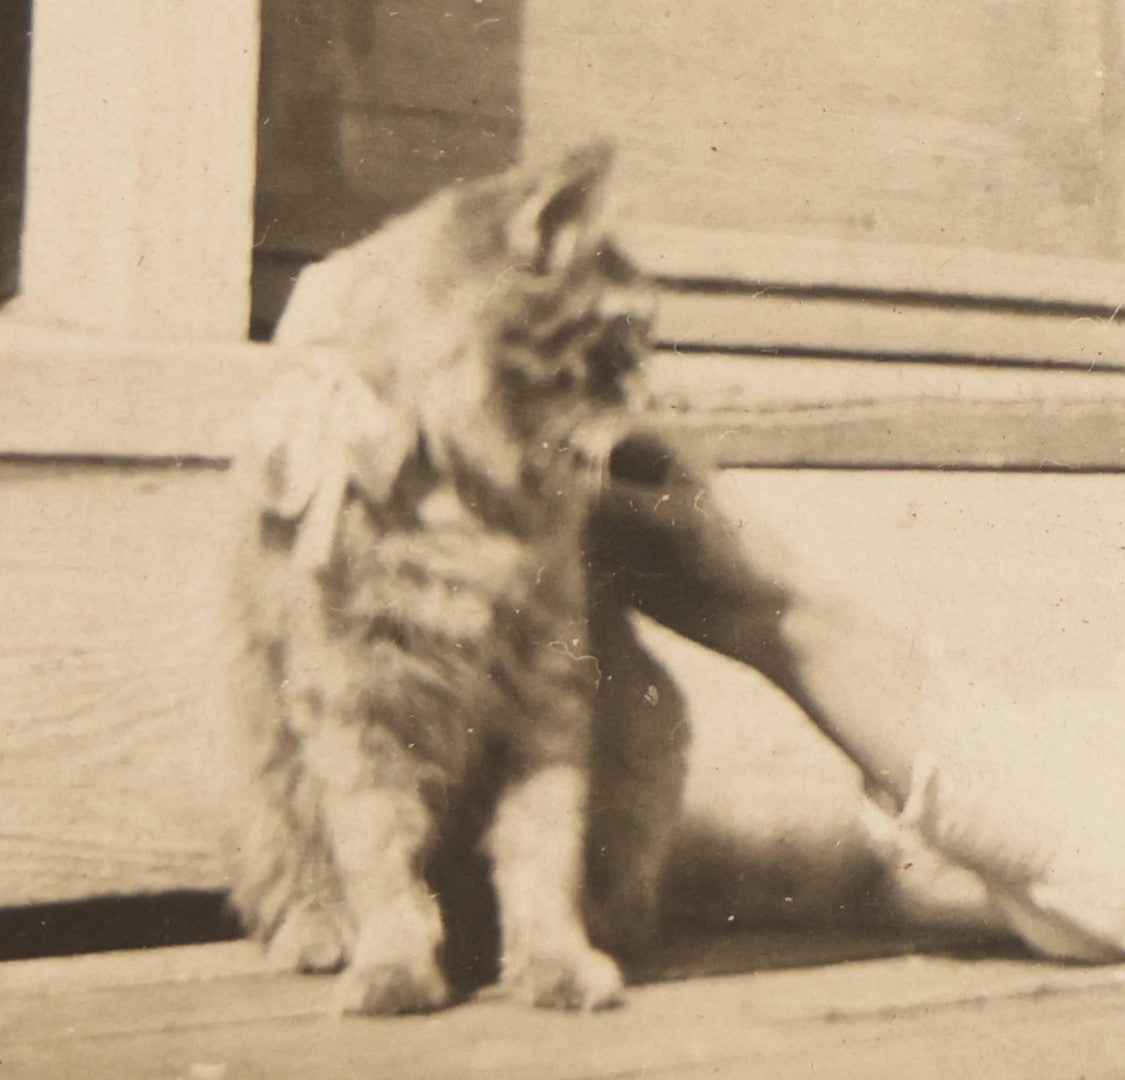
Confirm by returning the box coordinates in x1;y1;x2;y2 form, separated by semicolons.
507;142;615;274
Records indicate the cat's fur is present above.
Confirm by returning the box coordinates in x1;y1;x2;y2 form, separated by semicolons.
226;146;688;1014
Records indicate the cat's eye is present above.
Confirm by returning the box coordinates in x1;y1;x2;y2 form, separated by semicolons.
550;368;579;392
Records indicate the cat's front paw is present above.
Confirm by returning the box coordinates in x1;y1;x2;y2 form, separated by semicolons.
505;943;624;1011
335;960;450;1016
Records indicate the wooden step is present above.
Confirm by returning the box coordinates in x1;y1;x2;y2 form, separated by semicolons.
2;938;1123;1078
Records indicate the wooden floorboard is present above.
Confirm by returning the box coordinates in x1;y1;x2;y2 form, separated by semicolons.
2;938;1123;1078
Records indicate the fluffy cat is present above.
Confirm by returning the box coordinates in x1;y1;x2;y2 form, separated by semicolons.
225;145;689;1015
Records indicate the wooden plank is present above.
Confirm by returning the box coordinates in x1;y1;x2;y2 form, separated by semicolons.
653;399;1125;472
643;351;1125;409
0;321;279;460
5;941;1125;1035
1;943;1123;1078
0;464;236;904
621;222;1125;313
3;323;1125;470
3;980;1120;1079
643;354;1125;471
653;291;1125;371
0;941;267;997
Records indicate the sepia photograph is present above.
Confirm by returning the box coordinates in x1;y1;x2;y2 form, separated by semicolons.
0;2;1123;1076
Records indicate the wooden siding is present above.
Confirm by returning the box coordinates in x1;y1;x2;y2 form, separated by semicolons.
525;1;1125;259
3;219;1125;906
0;463;235;904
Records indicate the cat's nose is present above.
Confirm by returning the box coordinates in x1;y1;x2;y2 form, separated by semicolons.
606;431;678;486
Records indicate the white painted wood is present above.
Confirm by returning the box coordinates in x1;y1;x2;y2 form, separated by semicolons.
19;1;261;339
0;320;280;459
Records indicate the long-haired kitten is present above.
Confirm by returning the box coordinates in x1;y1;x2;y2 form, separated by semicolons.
226;145;688;1014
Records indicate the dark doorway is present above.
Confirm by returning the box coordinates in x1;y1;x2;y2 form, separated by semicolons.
0;0;32;304
251;0;524;340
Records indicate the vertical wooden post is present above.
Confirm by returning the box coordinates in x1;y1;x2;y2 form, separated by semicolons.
19;2;261;340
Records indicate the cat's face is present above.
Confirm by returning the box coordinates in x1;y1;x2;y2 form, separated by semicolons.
458;145;650;428
269;145;654;504
283;146;650;443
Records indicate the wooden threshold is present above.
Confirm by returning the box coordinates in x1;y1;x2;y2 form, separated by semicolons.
1;938;1123;1078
